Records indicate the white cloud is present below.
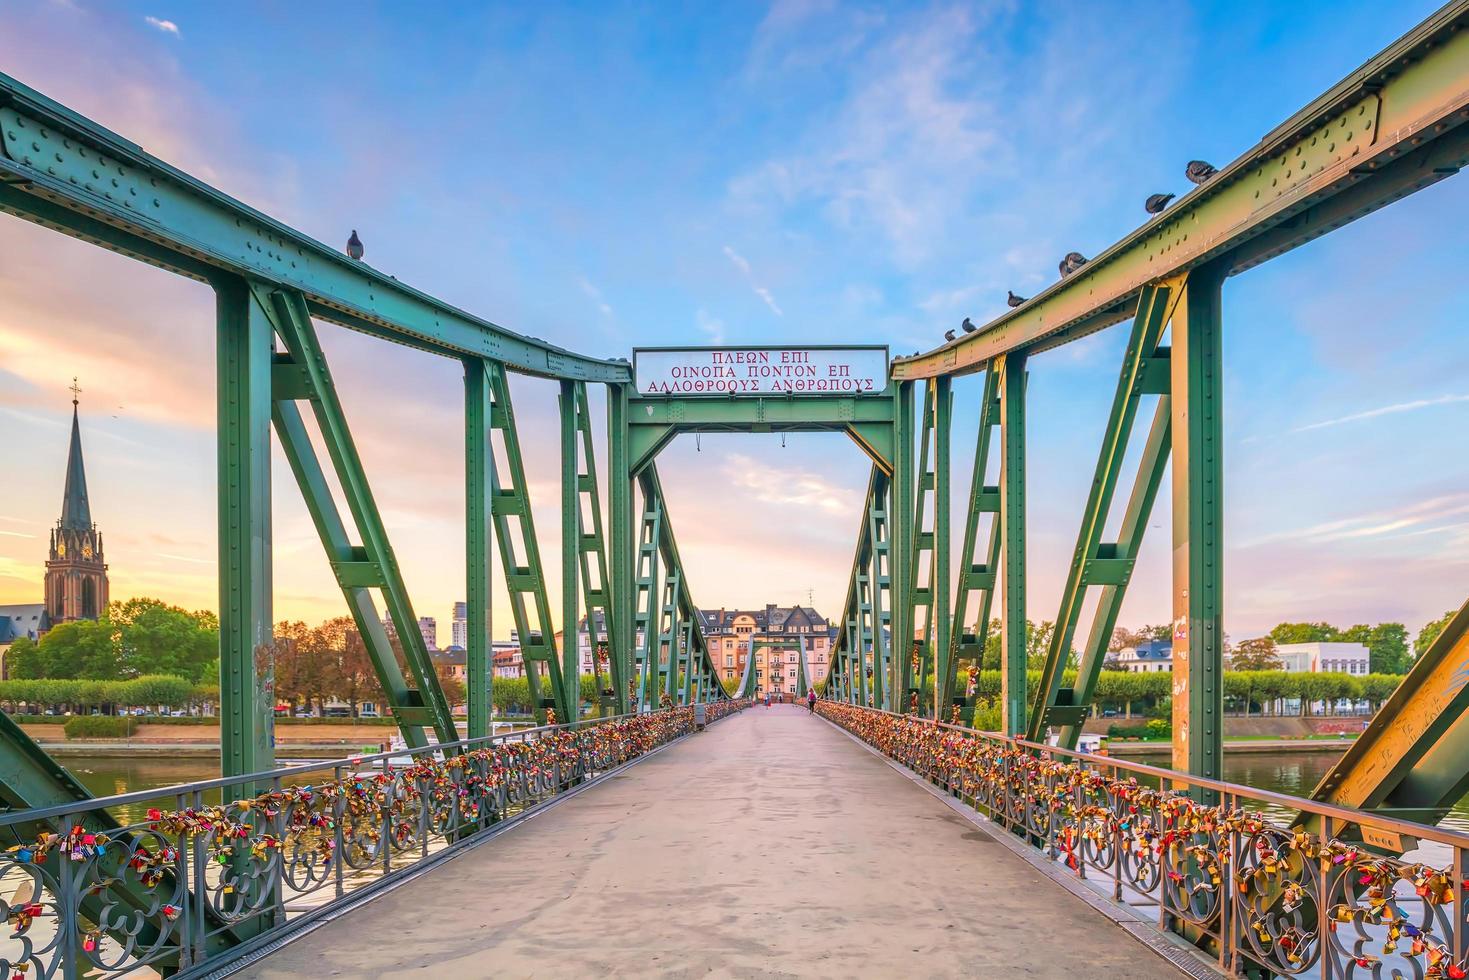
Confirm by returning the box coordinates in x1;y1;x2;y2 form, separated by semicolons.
144;16;180;36
1290;394;1469;434
577;276;613;318
722;245;783;316
1244;493;1469;547
722;452;859;516
695;309;726;344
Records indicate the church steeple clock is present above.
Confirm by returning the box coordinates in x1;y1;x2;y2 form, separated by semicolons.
44;380;108;623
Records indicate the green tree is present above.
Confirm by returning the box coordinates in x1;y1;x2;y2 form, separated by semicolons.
4;636;41;679
1268;622;1339;644
1416;608;1460;657
1340;622;1411;674
111;598;218;683
1230;636;1282;671
23;620;124;679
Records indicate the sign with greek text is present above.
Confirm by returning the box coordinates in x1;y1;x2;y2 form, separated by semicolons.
633;347;888;396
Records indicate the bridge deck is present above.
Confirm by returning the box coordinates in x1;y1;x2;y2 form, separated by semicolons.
242;706;1184;978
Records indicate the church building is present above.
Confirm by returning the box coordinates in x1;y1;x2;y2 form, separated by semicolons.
44;390;109;622
0;385;110;675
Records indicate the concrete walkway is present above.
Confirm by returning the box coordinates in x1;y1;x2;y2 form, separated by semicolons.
241;705;1185;979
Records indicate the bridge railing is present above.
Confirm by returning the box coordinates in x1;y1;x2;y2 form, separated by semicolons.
817;701;1469;978
0;703;747;980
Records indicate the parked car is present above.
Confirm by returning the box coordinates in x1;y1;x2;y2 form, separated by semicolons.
322;706;352;719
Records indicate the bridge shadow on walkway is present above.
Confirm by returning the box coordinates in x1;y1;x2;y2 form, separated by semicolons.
240;705;1185;979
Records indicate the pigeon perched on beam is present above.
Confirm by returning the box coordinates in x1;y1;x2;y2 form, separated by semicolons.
962;317;976;333
1184;160;1217;184
1059;252;1088;278
1145;193;1175;214
346;229;364;260
944;329;956;342
1006;291;1025;308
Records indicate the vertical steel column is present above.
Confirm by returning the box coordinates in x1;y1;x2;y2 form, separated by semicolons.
215;277;274;777
931;377;953;719
560;381;580;718
998;352;1027;737
890;381;915;713
1171;264;1226;788
464;360;493;739
607;384;633;715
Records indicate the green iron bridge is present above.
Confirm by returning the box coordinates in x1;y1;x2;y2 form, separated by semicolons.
3;3;1469;976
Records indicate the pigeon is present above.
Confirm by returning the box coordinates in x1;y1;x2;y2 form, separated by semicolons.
1006;291;1026;308
944;329;956;342
1144;193;1175;214
1059;251;1088;278
1184;160;1217;185
346;229;364;261
962;317;977;333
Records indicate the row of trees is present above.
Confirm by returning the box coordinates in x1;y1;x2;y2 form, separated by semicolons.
823;669;1405;718
0;675;206;713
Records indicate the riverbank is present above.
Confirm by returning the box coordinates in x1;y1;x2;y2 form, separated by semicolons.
1105;738;1355;757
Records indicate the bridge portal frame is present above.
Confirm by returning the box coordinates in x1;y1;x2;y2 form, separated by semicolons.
615;381;916;717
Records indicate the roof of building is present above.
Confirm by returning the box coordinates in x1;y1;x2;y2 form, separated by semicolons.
60;404;92;531
0;604;49;644
698;604;828;633
1128;640;1173;660
430;647;467;667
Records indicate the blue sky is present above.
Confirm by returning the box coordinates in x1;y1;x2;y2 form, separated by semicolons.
1;0;1465;643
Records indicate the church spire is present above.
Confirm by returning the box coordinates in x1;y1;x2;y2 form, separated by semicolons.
60;378;91;531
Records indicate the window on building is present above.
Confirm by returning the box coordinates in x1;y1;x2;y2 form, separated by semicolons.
725;655;734;667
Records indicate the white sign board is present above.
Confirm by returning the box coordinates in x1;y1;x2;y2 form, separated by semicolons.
633;347;888;396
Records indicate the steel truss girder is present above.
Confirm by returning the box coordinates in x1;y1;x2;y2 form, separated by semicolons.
260;284;457;749
830;467;893;709
950;369;1001;714
564;382;621;711
997;355;1027;736
632;466;724;708
481;361;572;725
1310;598;1469;828
906;378;953;718
1028;282;1179;745
892;3;1469;379
0;76;626;382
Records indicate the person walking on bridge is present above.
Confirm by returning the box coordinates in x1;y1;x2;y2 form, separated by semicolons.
806;689;816;714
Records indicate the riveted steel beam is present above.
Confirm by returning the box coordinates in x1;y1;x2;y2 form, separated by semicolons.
625;387;899;475
998;354;1027;737
216;277;275;777
892;3;1469;379
0;74;628;382
1170;264;1227;794
464;360;493;739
